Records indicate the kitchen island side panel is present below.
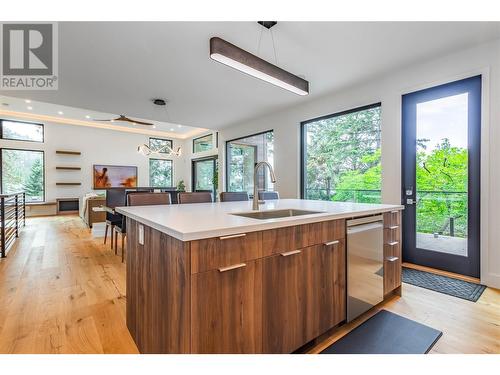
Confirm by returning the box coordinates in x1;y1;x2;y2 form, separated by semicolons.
126;218;191;353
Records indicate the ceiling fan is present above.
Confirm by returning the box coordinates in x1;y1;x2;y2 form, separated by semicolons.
92;114;154;126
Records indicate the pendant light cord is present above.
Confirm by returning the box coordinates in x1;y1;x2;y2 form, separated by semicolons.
270;28;278;66
256;26;264;55
256;25;278;66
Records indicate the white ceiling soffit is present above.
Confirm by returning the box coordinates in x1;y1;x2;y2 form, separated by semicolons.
2;22;500;130
0;96;209;139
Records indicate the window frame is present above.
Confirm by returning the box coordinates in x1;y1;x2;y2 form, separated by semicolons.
225;129;274;193
148;137;173;154
300;102;382;199
0;147;46;202
0;119;45;143
148;158;174;187
192;133;214;154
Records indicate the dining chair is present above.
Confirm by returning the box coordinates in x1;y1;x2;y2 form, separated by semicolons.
258;191;280;200
178;192;213;204
104;189;126;251
219;191;249;202
115;192;172;263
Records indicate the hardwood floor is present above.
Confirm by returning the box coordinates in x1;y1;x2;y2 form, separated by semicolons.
0;215;499;354
0;215;138;353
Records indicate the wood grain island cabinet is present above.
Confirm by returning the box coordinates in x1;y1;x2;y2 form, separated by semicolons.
124;210;402;354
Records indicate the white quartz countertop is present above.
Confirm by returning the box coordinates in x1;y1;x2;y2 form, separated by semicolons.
116;199;404;241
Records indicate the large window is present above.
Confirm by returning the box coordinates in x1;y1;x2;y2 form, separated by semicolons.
149;159;173;187
226;130;274;195
1;148;45;202
193;133;215;153
301;103;381;203
1;119;44;142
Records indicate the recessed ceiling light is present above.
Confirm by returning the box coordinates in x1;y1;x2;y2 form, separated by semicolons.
85;115;91;119
170;128;174;131
27;106;33;110
110;119;115;122
25;99;31;104
57;111;63;115
152;125;156;129
177;125;182;128
132;122;136;125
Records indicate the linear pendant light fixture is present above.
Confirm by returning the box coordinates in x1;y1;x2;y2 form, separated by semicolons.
210;32;309;96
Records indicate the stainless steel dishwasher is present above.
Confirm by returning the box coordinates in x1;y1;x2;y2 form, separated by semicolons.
347;215;384;322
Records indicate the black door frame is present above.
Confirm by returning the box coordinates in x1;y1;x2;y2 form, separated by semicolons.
401;75;481;278
192;155;218;199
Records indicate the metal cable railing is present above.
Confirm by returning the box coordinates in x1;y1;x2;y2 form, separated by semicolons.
0;191;26;258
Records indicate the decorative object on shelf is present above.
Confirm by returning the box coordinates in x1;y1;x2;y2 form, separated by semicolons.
137;142;182;158
176;180;186;192
209;22;309;96
93;165;138;189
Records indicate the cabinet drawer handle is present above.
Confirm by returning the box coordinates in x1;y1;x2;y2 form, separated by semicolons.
218;263;247;272
388;225;399;230
324;240;340;247
219;233;246;240
387;241;399;246
280;249;302;257
386;256;399;262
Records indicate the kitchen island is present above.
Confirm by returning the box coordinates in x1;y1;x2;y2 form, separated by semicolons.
116;199;403;354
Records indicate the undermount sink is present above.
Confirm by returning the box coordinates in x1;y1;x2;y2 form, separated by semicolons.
231;209;324;220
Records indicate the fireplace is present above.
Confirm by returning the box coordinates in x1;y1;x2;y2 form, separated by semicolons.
56;198;79;215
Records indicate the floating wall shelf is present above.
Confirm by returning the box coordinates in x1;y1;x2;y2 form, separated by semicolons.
56;150;81;155
56;166;81;170
56;182;82;186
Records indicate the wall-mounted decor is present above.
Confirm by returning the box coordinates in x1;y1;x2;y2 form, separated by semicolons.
93;165;138;189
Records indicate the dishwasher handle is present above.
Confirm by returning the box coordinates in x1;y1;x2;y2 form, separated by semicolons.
347;214;384;227
347;221;383;234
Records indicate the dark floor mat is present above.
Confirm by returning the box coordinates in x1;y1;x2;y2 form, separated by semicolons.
320;310;442;354
402;267;486;302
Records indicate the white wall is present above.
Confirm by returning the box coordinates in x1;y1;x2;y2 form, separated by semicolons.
0;119;186;202
215;38;500;288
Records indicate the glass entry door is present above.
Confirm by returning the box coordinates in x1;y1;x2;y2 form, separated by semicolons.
402;75;481;278
192;157;218;199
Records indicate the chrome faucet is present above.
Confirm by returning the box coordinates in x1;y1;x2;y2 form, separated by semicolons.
252;161;277;210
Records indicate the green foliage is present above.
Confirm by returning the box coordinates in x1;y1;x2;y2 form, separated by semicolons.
176;179;186;192
1;149;44;202
149;159;172;187
416;138;468;237
304;106;382;202
25;158;44;200
304;105;468;239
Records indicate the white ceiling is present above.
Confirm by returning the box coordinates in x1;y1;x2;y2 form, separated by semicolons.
2;22;500;130
0;95;208;138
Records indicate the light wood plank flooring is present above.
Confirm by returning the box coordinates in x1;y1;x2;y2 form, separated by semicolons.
1;215;499;354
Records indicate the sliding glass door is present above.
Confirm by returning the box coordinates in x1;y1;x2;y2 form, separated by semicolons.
402;75;481;277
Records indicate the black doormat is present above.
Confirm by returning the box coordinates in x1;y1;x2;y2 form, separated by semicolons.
402;267;486;302
320;310;442;354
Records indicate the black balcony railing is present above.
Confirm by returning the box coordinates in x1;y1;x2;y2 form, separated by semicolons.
0;191;26;258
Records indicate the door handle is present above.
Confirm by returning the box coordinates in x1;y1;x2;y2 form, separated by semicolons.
386;256;399;262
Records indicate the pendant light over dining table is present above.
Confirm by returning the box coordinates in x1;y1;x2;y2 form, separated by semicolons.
209;22;309;96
